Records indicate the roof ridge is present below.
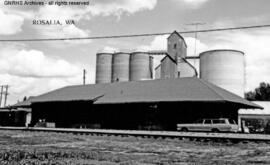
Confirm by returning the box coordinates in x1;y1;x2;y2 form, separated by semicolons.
197;78;226;100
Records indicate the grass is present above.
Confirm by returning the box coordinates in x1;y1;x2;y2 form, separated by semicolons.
0;130;270;164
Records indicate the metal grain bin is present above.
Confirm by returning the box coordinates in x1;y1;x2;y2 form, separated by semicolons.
130;52;153;81
95;53;112;84
199;49;245;97
112;52;130;82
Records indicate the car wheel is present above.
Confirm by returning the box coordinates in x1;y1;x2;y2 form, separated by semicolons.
212;128;220;133
181;127;188;132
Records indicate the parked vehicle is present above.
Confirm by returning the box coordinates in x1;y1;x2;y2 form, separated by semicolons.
177;118;239;133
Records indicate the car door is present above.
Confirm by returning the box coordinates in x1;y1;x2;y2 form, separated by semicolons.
190;119;204;131
212;119;229;132
203;119;212;132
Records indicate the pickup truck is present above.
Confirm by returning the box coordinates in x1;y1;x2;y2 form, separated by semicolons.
177;118;239;133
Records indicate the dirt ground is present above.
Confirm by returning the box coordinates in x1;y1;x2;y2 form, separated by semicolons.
0;130;270;164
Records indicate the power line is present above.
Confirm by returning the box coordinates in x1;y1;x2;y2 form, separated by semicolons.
1;24;270;42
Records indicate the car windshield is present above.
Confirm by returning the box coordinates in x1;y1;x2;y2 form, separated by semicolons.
213;119;226;124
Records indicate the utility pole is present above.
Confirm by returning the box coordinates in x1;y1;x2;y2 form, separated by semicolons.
0;85;8;108
4;85;8;107
186;22;206;56
83;69;86;85
0;86;3;107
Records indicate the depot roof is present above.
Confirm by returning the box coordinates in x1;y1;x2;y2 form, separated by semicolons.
29;78;262;109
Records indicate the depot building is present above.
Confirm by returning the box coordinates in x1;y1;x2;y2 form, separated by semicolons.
22;77;261;130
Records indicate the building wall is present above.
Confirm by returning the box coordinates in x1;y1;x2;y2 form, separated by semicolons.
186;57;200;77
31;101;239;131
155;64;161;79
160;56;176;79
31;101;94;128
0;110;28;126
177;58;197;78
167;32;187;60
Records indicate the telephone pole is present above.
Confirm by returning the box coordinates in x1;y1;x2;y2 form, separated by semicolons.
186;22;206;56
0;85;9;108
4;85;8;107
83;69;86;85
0;86;3;107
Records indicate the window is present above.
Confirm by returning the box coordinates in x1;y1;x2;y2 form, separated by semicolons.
174;43;177;49
213;119;226;124
204;120;212;124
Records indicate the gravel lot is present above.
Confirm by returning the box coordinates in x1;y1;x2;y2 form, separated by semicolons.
0;130;270;164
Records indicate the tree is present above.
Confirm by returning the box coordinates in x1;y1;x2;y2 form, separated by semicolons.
245;82;270;101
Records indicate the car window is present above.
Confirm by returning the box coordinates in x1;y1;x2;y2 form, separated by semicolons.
229;119;236;124
204;120;212;124
213;119;226;124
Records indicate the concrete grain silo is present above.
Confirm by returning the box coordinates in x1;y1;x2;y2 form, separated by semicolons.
112;52;130;82
130;52;153;81
199;49;245;97
95;53;113;84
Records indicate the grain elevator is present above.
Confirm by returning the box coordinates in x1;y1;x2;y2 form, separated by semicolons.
95;31;245;97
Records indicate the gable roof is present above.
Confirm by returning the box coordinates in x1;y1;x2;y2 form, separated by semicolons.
167;31;188;48
160;53;177;64
30;78;262;109
239;101;270;114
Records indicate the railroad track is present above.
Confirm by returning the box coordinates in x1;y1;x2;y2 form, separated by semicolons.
0;126;270;142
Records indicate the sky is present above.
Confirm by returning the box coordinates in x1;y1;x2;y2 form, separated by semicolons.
0;0;270;105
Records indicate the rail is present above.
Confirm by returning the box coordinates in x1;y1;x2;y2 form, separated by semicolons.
0;126;270;142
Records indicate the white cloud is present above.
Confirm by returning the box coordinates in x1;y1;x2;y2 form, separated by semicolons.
0;0;157;37
0;9;24;35
181;0;209;3
33;6;91;42
136;34;207;56
173;0;209;8
35;0;157;21
185;37;208;56
0;73;83;105
36;5;88;21
98;46;119;53
137;35;169;51
0;47;86;105
62;25;88;37
89;0;157;17
33;0;157;38
0;48;82;78
136;35;168;68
